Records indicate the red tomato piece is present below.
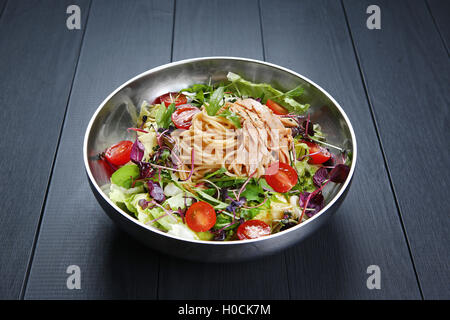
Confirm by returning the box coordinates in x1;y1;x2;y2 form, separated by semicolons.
264;161;298;193
266;99;288;115
104;140;133;166
237;220;271;240
302;140;331;164
154;92;187;107
171;105;200;129
185;201;216;232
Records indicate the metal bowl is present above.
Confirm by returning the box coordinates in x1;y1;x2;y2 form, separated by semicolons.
83;57;357;262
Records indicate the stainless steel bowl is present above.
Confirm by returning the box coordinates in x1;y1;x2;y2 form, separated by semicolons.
84;57;357;262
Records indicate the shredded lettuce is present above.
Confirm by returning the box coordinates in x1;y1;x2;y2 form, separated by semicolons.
163;182;183;197
109;183;145;207
165;192;192;211
146;206;178;231
125;193;149;217
137;131;157;162
294;159;319;193
167;223;199;240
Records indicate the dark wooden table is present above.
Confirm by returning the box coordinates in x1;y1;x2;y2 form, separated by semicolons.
0;0;448;300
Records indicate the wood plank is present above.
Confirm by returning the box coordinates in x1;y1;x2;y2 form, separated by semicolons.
343;0;450;299
0;0;6;18
427;0;450;52
23;0;174;299
0;0;89;299
260;0;422;299
158;0;290;300
172;0;264;60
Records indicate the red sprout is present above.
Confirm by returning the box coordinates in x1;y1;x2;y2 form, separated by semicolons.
237;170;256;201
305;113;310;138
299;180;330;222
127;127;149;134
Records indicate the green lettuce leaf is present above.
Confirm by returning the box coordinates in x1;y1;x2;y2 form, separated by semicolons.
227;72;309;114
111;164;141;189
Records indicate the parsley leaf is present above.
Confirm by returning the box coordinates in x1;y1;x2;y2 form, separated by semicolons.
240;180;264;202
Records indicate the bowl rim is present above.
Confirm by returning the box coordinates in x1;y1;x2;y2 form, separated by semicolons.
83;56;357;246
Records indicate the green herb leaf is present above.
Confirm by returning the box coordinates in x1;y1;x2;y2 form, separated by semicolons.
181;84;211;93
196;90;205;104
241;198;271;220
206;86;225;116
258;178;275;192
214;213;238;231
201;188;217;197
155;102;176;129
218;109;242;128
240;180;264;202
203;167;228;180
160;149;171;162
195;188;228;209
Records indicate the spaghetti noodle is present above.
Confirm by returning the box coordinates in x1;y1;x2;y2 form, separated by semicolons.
173;98;294;181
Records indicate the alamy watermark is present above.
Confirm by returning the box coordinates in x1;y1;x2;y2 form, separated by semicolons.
366;5;381;30
366;265;381;290
66;265;81;289
66;5;81;30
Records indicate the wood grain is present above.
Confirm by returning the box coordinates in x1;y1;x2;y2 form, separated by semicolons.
23;0;174;299
0;0;89;299
260;0;422;299
344;0;450;299
18;0;446;299
427;0;450;53
158;0;290;300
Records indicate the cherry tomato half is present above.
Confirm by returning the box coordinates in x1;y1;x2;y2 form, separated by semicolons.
104;140;133;166
264;161;298;193
171;105;201;129
302;140;331;164
266;99;288;115
154;92;187;107
185;201;216;232
237;220;271;240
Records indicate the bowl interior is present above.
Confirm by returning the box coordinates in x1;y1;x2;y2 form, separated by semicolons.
85;58;355;226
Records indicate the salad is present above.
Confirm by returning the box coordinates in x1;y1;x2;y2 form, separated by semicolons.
100;72;351;241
